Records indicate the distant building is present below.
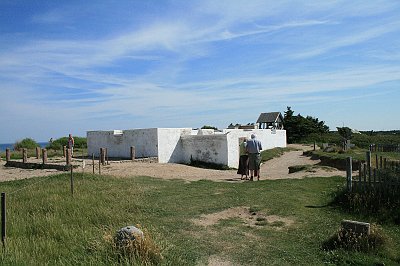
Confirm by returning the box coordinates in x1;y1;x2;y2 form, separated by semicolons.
257;112;284;129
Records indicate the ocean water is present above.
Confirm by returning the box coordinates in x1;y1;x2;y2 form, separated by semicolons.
0;142;48;152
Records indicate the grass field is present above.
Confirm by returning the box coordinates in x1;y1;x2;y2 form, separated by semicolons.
0;173;399;265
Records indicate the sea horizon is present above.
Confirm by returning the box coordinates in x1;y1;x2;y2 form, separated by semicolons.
0;142;49;152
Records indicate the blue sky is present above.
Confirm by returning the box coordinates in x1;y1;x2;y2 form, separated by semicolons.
1;1;399;143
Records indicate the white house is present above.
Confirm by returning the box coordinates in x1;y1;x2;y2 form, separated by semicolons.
87;127;286;168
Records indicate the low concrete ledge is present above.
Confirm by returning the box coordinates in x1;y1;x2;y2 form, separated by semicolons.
341;220;370;235
5;161;73;171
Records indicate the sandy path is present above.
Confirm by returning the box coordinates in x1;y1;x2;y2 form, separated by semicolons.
0;144;346;182
261;144;346;180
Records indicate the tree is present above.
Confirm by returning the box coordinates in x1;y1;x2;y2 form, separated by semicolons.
201;125;218;130
283;106;329;143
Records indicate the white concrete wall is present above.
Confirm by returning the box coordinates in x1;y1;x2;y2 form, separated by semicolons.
224;129;287;168
87;127;286;168
87;128;158;158
180;134;228;165
157;128;192;163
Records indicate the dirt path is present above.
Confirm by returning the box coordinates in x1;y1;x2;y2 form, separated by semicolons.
0;144;346;182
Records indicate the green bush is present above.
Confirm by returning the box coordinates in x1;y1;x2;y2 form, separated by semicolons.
47;136;87;150
13;138;39;150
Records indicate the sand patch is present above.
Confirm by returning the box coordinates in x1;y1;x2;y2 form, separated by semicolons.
192;206;294;230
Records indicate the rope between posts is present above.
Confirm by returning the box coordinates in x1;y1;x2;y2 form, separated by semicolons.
8;175;54;195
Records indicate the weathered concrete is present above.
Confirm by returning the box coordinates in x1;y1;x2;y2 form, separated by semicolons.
87;128;287;168
341;220;370;235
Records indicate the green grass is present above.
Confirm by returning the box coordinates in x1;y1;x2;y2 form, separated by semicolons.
260;147;298;162
0;173;399;265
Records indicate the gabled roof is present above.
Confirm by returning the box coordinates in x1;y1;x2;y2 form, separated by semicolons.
256;112;283;123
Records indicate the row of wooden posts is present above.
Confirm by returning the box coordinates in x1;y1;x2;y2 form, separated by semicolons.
346;151;400;194
3;146;137;165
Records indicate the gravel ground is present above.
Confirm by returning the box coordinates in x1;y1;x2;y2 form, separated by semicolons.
0;144;346;183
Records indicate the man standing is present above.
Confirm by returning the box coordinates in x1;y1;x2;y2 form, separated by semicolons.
246;133;263;181
68;134;75;157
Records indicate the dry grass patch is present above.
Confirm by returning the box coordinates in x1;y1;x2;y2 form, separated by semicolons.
192;206;294;230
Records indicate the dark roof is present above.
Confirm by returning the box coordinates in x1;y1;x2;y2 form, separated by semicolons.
256;112;283;123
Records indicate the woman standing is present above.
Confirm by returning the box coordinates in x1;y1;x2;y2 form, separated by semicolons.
237;138;249;180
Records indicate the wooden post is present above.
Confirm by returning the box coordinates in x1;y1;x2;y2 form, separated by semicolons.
106;148;109;165
375;154;378;169
70;167;74;197
384;158;387;169
346;157;352;192
130;146;135;161
366;151;371;181
358;162;362;189
42;149;48;164
100;148;106;166
63;145;67;157
66;148;72;165
92;153;95;174
380;156;383;169
35;147;40;159
313;141;316;151
99;157;101;175
1;192;5;246
22;148;27;163
5;149;10;162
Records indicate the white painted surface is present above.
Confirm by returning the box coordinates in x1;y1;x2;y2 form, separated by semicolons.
181;134;228;165
157;128;192;163
87;128;158;158
87;128;287;168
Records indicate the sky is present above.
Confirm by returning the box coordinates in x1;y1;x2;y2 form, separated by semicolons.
0;1;399;143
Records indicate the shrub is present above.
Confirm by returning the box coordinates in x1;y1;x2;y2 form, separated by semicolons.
322;224;386;252
47;136;87;150
13;138;39;150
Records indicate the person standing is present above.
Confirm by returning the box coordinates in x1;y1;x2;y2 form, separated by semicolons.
237;138;249;180
246;133;263;181
68;134;75;157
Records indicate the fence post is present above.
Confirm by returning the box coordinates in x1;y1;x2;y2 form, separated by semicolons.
375;154;378;169
92;153;95;174
313;141;316;151
130;146;136;161
22;148;27;163
366;151;371;181
42;149;48;164
5;149;10;162
100;148;106;166
63;145;66;157
346;157;352;192
70;167;74;197
66;148;72;165
35;147;40;159
1;192;6;247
